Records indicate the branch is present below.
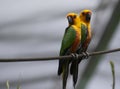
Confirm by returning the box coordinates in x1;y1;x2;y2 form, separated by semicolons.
0;48;120;62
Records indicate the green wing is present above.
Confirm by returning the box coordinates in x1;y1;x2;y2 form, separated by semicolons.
60;26;76;56
81;23;88;44
58;26;76;75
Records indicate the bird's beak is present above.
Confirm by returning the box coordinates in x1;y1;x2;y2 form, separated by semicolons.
67;16;74;25
86;13;91;22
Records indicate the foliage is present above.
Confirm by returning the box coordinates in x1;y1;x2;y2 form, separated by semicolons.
6;80;21;89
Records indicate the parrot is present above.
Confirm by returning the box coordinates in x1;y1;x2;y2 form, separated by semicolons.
58;13;81;89
70;9;92;87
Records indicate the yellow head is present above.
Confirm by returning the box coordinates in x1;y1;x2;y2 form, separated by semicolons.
66;13;80;27
79;9;92;23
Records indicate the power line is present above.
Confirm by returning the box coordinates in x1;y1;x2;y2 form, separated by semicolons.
0;48;120;62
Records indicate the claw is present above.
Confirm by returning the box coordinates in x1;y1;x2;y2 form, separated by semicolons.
71;53;79;60
82;52;89;59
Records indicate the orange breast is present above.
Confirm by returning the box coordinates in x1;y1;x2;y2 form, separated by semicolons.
70;26;81;52
82;24;91;51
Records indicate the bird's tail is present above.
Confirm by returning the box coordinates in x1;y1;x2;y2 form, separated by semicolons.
70;60;78;88
58;59;63;75
70;58;82;88
62;62;69;89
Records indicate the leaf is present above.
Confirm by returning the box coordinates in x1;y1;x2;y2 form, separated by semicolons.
6;80;10;89
110;61;115;89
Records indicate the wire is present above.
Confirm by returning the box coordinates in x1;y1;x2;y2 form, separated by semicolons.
0;48;120;62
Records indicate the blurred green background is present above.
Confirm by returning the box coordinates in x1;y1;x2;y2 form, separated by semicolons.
0;0;120;89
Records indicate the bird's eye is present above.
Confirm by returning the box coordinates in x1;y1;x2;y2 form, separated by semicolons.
73;15;76;18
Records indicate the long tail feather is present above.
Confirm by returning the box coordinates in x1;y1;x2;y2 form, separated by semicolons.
73;62;78;88
58;60;63;75
70;58;82;88
63;62;69;89
70;60;78;88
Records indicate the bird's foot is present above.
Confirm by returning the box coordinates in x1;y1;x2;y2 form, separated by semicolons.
71;53;79;60
82;52;89;59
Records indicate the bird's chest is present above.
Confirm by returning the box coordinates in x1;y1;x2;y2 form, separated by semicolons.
70;30;81;52
82;27;91;50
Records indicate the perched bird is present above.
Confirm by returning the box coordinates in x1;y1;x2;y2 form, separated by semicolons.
58;13;81;89
70;9;92;87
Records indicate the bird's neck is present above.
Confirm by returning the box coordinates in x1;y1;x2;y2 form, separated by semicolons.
75;22;81;28
81;21;90;26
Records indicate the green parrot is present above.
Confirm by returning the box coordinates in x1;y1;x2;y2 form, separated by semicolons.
58;13;81;89
70;9;92;88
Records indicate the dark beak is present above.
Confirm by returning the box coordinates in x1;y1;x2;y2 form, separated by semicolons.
67;16;74;25
86;13;91;22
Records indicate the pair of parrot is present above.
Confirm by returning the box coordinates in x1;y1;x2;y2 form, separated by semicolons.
58;9;92;89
